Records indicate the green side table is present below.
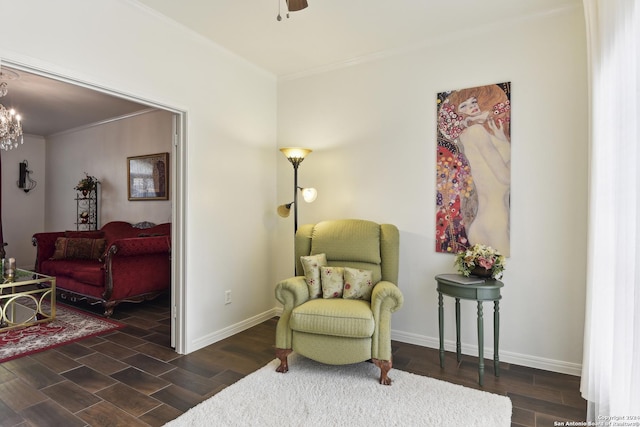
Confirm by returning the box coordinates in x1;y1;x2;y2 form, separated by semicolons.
435;273;504;386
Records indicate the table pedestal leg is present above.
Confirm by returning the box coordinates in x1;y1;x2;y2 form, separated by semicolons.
455;298;461;363
477;301;484;386
494;300;500;377
438;292;444;368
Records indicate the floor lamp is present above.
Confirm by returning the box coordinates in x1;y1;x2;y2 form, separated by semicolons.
277;147;317;235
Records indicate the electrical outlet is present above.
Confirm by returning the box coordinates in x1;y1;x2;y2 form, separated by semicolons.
225;290;232;305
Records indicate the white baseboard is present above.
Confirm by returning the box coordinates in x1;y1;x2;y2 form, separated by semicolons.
391;330;582;377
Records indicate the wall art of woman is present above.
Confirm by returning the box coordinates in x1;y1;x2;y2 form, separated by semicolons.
436;82;511;256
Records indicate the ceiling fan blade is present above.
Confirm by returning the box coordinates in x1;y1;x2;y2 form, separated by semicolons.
286;0;308;12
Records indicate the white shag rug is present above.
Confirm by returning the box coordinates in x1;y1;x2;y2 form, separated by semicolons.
165;353;512;427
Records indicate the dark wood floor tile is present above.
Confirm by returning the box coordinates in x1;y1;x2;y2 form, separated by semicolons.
139;403;183;427
151;383;209;412
562;389;587;409
211;369;244;386
90;340;138;360
76;400;151;427
135;341;181;362
0;365;17;382
110;367;171;395
102;331;149;349
150;323;171;335
54;341;97;359
509;392;586;421
169;351;227;378
75;335;110;348
62;365;118;393
96;382;163;417
19;399;86;427
197;348;266;375
160;366;225;396
0;397;26;426
0;378;48;411
512;406;535;427
119;324;155;339
41;380;102;413
3;357;64;389
30;349;82;373
535;411;572;426
76;352;130;375
122;353;176;376
120;315;158;330
142;331;172;347
534;371;581;391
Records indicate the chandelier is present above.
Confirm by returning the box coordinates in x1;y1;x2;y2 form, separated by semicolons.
0;75;24;151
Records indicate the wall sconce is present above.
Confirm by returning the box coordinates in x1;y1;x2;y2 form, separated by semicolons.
17;160;37;193
277;147;317;233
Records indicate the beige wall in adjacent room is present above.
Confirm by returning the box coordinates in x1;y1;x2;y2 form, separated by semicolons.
1;135;46;269
44;109;173;231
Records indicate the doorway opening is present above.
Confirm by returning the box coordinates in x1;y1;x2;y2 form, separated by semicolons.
0;59;186;353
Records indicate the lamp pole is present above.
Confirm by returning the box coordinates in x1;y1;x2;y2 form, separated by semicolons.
292;159;300;234
280;147;311;234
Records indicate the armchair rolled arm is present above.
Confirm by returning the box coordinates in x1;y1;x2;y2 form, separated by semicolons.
275;276;309;310
275;276;309;350
370;281;404;361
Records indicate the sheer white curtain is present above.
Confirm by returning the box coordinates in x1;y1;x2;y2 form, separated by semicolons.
581;0;640;420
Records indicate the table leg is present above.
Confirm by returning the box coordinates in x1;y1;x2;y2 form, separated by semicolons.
477;301;484;386
438;292;444;368
494;300;500;377
455;298;461;363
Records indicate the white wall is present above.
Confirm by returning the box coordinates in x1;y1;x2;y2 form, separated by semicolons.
45;109;173;230
277;6;588;374
1;135;45;269
0;0;278;353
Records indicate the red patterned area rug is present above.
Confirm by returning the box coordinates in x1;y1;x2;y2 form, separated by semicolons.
0;303;124;363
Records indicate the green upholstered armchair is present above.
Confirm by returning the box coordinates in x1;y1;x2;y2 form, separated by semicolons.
275;219;404;385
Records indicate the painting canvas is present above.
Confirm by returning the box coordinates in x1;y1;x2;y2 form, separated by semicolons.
127;152;169;201
436;82;511;256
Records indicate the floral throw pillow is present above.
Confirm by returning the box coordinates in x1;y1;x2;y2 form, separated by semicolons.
51;237;106;261
300;253;327;299
343;267;374;300
321;266;345;298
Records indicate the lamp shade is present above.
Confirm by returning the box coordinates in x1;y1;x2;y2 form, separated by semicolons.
301;187;317;203
277;204;292;218
286;0;308;12
280;147;311;161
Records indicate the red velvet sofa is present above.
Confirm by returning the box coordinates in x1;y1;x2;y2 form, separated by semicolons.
32;221;171;317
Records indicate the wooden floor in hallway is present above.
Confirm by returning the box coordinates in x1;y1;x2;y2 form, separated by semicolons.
0;294;585;426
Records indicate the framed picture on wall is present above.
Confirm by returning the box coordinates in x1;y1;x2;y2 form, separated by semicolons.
435;82;511;256
127;152;169;201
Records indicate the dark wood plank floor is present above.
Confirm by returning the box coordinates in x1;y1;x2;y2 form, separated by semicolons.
0;295;585;426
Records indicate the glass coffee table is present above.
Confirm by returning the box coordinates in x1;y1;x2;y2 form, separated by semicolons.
0;269;56;331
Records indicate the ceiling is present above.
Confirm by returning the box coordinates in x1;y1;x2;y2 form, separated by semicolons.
0;0;580;137
135;0;580;77
0;66;150;137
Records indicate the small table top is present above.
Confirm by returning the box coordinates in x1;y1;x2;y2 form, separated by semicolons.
435;274;503;301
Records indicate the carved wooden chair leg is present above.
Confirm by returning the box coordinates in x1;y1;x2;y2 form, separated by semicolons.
275;348;292;373
372;358;393;385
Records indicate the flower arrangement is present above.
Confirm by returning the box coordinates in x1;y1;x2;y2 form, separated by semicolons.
454;243;506;279
74;173;98;192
